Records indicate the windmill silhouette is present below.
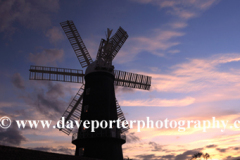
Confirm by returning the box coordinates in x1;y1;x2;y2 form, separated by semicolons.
29;20;151;160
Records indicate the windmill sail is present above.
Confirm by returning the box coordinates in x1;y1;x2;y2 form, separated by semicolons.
96;39;105;61
59;84;84;135
27;22;153;159
60;20;93;68
108;27;128;61
114;70;151;90
29;65;84;83
106;28;113;39
116;99;129;133
98;27;128;63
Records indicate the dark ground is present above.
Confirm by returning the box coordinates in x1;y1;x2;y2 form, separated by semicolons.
0;145;100;160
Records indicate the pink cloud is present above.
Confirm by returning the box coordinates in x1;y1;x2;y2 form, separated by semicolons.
131;0;219;20
144;53;240;95
45;26;64;44
168;49;180;54
170;22;188;29
115;30;184;63
121;97;195;107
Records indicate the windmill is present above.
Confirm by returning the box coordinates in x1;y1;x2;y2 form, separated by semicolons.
28;20;151;160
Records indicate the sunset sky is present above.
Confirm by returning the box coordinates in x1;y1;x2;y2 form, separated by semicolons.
1;0;240;159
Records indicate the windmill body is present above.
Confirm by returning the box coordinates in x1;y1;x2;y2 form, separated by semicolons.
28;20;151;160
73;69;124;159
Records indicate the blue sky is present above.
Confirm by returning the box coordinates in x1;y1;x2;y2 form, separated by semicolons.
1;0;240;159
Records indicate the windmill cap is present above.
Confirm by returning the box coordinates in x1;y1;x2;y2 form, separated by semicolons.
85;60;114;75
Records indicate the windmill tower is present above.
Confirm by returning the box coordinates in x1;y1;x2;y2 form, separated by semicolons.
28;20;151;160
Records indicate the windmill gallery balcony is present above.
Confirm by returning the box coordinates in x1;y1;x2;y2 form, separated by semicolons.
72;129;126;142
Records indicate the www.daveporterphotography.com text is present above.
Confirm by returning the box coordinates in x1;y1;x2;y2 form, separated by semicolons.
1;116;240;132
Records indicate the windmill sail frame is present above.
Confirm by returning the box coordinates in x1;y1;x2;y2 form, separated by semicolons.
60;20;93;68
58;84;84;135
29;65;84;83
28;21;151;137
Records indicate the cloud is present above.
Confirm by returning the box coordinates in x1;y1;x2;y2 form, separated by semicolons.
170;22;188;29
162;155;175;159
0;102;18;108
215;146;240;153
115;30;184;63
31;146;74;155
170;8;196;20
131;0;219;20
115;86;135;97
126;132;140;143
168;50;180;54
20;81;72;119
135;154;159;160
132;30;184;55
45;26;64;44
146;53;240;98
230;156;240;160
29;49;64;66
11;73;25;89
0;121;26;146
135;153;175;160
149;141;165;151
120;0;219;64
233;147;240;151
0;0;60;35
175;148;203;160
131;143;214;160
126;140;216;160
216;147;228;153
149;67;161;72
205;144;217;148
121;96;195;107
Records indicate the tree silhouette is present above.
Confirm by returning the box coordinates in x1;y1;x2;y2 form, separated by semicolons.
190;152;211;160
203;153;210;160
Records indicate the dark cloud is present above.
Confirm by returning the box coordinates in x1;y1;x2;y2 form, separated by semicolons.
0;110;7;117
126;132;140;143
233;147;240;150
11;67;75;120
46;82;65;98
216;146;240;154
223;155;240;160
230;156;240;160
0;121;26;146
149;141;165;152
162;155;175;159
216;148;228;153
31;146;74;155
11;73;25;89
205;144;217;148
175;148;203;160
20;81;72;119
29;49;64;66
135;147;212;160
135;154;158;160
135;153;175;160
0;0;60;35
